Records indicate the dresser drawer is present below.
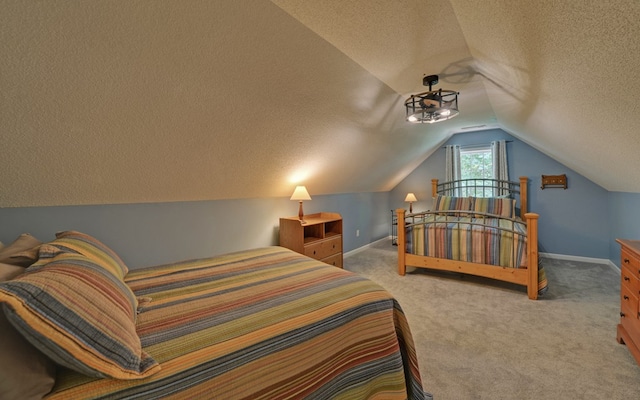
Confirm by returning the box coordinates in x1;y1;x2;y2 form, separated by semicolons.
621;248;640;279
321;252;343;268
621;310;640;343
304;235;342;261
620;291;640;342
621;283;639;320
617;239;640;366
622;264;640;296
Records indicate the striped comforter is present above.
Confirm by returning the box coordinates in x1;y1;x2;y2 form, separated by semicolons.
47;246;428;399
406;215;528;268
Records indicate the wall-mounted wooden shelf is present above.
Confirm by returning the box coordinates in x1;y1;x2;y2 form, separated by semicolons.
541;174;567;189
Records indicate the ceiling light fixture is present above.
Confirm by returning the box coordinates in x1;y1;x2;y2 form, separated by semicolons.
405;75;459;124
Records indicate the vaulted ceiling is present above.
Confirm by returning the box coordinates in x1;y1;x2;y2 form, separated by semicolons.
1;1;639;207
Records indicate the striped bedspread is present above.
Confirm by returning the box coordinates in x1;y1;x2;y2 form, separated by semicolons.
406;215;528;268
47;246;428;399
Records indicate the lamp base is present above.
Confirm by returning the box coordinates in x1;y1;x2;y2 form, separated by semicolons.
298;201;306;224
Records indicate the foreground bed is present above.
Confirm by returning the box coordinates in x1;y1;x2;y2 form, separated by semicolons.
397;177;547;300
0;231;428;399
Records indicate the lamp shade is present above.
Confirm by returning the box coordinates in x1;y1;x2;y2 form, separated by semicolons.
290;186;311;201
404;193;417;202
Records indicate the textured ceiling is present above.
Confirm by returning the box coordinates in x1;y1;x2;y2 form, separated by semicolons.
1;0;639;207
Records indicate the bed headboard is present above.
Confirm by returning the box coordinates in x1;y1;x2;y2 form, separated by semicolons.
431;176;529;217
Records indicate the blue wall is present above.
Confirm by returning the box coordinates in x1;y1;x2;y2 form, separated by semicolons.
0;192;390;269
609;192;640;264
2;128;638;268
391;129;613;260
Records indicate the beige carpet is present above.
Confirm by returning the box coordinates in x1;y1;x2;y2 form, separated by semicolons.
344;239;640;400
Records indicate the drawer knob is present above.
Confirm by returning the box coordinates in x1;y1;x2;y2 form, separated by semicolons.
624;258;630;264
620;312;626;318
624;276;631;281
624;295;630;300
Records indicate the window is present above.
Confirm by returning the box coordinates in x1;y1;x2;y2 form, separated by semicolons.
460;146;493;197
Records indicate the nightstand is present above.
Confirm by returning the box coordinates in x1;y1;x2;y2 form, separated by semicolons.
279;212;343;268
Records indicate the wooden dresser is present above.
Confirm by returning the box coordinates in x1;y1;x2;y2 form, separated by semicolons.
616;238;640;365
279;212;343;268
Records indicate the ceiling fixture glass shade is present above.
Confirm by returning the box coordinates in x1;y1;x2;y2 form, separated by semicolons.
405;75;459;124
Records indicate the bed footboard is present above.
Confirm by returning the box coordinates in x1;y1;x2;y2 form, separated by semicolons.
396;208;540;300
525;212;539;300
397;209;407;276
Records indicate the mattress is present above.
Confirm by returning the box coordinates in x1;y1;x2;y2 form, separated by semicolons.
407;215;528;268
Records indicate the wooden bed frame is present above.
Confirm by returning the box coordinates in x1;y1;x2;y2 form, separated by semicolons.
396;176;540;300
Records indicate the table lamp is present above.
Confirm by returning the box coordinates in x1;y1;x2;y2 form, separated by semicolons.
290;186;311;223
404;193;417;213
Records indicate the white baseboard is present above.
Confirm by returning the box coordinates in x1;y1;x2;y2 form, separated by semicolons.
540;252;619;272
344;237;392;258
344;240;621;272
343;241;620;272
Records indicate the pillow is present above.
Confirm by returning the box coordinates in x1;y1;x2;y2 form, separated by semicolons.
0;263;24;281
472;197;516;218
43;230;129;278
0;251;160;380
432;195;473;214
0;263;57;400
0;233;42;267
40;230;139;316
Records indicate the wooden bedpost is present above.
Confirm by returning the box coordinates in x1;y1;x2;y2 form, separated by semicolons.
397;209;406;276
431;179;439;197
525;212;539;300
519;176;528;217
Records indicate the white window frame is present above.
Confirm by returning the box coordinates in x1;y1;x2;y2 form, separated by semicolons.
460;145;493;197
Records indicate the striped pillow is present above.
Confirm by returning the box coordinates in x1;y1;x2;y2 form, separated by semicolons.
43;231;129;278
472;197;516;218
0;252;160;380
432;195;473;214
0;263;57;400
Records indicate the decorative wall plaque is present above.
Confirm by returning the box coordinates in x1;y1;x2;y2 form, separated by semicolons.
541;174;567;189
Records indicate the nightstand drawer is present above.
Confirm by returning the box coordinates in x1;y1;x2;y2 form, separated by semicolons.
321;252;343;268
622;248;640;279
304;235;342;260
